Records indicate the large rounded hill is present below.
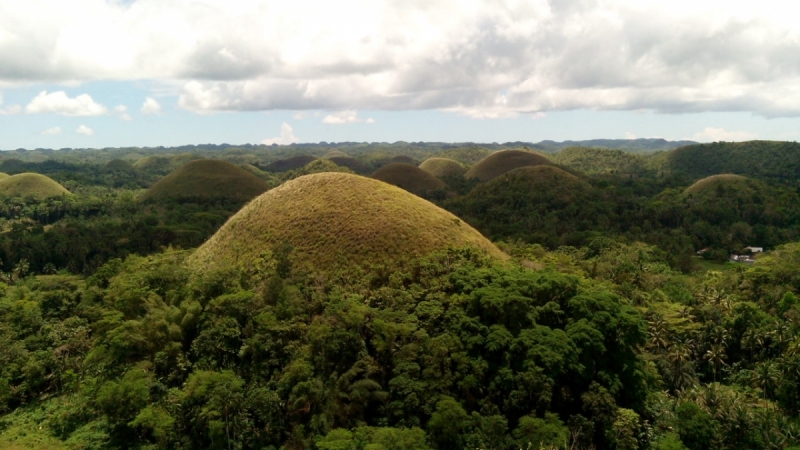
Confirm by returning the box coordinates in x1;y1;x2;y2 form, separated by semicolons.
419;158;467;178
189;172;505;274
371;163;446;196
139;159;270;203
447;166;595;246
465;150;551;181
0;173;71;198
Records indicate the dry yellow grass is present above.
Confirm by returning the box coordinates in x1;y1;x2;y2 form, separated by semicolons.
389;155;417;165
465;150;552;181
189;172;506;274
139;159;270;202
0;173;71;198
419;157;467;178
684;174;749;195
328;156;370;174
371;163;446;196
0;172;9;179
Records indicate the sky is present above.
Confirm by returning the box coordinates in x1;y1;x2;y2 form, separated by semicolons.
2;0;800;149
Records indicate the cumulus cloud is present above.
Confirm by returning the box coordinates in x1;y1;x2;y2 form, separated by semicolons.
261;122;299;145
26;91;108;116
690;127;757;142
141;97;162;115
76;124;94;135
3;1;800;117
0;93;20;115
113;105;132;120
322;110;374;124
40;126;62;135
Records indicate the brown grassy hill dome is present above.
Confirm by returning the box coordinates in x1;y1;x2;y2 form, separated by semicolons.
139;159;270;203
322;150;349;159
419;158;467;178
328;156;370;174
0;173;71;198
389;155;417;165
188;172;506;275
264;155;317;172
371;163;446;196
465;150;551;181
684;174;749;196
133;153;203;175
0;173;9;179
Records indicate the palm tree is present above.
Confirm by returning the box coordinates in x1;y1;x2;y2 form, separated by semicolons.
705;344;727;383
667;343;697;392
648;317;670;354
751;361;779;409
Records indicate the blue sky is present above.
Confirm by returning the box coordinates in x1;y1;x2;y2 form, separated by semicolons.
2;0;800;149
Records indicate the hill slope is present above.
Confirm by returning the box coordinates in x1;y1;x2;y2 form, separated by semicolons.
553;147;648;176
0;173;70;198
139;159;270;203
419;158;467;178
465;150;551;181
189;172;505;274
370;163;446;196
665;140;800;181
264;155;317;172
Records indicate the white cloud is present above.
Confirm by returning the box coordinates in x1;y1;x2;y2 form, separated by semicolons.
26;91;107;116
76;124;94;136
113;104;132;120
625;132;637;139
2;1;800;117
0;93;20;115
322;110;374;124
40;126;62;135
141;97;162;115
690;127;757;142
261;122;299;145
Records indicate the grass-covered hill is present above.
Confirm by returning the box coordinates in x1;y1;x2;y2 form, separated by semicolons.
322;150;349;159
531;138;696;153
132;152;202;176
447;166;598;246
263;155;317;172
683;174;749;196
327;156;370;174
419;157;467;178
0;172;8;179
664;140;800;181
0;173;71;198
370;163;446;197
189;172;505;275
465;149;551;181
139;159;271;203
553;147;648;176
388;155;417;165
103;159;136;172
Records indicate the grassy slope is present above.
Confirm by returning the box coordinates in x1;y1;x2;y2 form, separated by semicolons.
418;158;467;178
683;174;749;196
465;150;551;181
264;155;317;172
0;173;9;179
370;163;446;196
0;173;71;198
665;140;800;180
326;156;371;174
189;172;506;274
139;159;270;202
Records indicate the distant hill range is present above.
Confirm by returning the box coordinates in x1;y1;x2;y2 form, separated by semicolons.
525;138;698;153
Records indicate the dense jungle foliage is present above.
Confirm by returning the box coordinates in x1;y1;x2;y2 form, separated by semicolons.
2;139;800;449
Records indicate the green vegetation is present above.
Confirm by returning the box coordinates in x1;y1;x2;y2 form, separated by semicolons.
465;149;552;181
665;140;800;181
552;147;649;176
189;172;505;275
418;157;467;178
0;173;71;198
139;159;271;203
370;163;446;197
3;139;800;449
327;156;370;174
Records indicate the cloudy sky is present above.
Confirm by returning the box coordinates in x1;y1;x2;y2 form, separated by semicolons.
1;0;800;149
